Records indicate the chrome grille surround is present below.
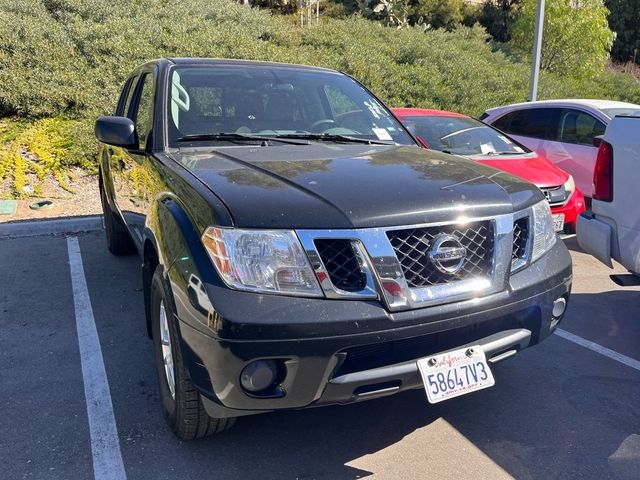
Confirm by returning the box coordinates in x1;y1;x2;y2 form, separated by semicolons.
511;210;531;272
296;210;531;312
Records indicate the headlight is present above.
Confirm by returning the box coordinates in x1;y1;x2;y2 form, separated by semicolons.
531;200;557;262
563;175;575;195
202;227;322;297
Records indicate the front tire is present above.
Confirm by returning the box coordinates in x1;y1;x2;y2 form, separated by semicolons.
150;267;236;439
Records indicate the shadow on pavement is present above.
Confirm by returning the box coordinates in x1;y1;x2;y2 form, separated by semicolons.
562;236;583;253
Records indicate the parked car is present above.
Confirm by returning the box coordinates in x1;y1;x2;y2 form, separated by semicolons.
480;99;640;198
392;108;585;235
578;115;640;275
96;58;572;439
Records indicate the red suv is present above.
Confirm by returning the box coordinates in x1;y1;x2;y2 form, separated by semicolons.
393;108;585;234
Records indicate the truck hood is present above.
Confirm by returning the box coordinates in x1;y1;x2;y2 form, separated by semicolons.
471;152;569;189
170;144;542;229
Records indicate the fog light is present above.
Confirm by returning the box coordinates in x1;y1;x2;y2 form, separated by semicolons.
552;297;567;318
240;360;278;393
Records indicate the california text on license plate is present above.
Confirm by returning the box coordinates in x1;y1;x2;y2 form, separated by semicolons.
417;346;495;404
552;213;565;232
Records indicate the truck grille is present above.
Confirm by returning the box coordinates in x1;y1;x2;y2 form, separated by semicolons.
314;239;366;292
512;217;529;260
386;221;494;288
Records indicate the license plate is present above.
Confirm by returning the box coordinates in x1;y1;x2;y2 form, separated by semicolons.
553;214;565;232
417;346;495;404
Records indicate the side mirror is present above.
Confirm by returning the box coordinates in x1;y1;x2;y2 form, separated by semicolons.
95;116;139;150
592;136;603;148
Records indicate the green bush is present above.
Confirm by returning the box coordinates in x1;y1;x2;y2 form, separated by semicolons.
0;0;638;197
0;117;93;197
414;0;465;30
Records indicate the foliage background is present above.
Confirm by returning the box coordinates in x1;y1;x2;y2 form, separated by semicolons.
511;0;614;79
0;0;639;197
605;0;640;64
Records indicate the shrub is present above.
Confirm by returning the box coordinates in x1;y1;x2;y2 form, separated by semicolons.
1;0;635;119
0;0;638;198
414;0;465;30
0;118;93;197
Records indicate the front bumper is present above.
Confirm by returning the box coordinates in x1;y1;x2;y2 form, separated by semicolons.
551;188;585;234
577;211;615;268
313;328;531;407
170;240;572;418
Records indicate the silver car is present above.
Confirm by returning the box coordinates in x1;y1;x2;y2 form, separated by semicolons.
481;99;640;198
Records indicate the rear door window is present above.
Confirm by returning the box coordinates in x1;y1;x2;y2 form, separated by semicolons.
558;109;606;146
492;108;560;141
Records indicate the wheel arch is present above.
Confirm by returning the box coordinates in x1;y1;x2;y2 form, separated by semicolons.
142;195;219;339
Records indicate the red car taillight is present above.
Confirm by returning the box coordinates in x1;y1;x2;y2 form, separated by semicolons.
593;140;613;202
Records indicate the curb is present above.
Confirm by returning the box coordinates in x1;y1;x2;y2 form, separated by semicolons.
0;215;103;239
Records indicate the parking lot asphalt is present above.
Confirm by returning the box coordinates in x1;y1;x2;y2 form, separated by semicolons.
1;230;639;480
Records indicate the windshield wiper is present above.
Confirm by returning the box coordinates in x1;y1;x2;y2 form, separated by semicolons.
274;133;394;145
176;133;308;146
483;151;524;156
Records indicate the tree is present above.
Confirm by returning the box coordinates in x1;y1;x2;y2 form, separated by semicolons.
606;0;640;64
511;0;615;79
479;0;522;42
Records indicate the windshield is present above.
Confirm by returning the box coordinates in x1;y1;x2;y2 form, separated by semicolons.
601;107;640;118
167;65;413;147
405;115;529;156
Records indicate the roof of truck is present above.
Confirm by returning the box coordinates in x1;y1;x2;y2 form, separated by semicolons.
166;57;337;72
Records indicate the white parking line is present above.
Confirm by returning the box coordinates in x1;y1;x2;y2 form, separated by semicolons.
67;237;127;480
555;328;640;372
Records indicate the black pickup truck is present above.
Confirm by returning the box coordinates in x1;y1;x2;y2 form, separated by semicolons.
96;58;572;439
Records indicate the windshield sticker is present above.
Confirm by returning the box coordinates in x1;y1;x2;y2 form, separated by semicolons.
372;128;393;141
364;100;383;119
480;143;496;155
